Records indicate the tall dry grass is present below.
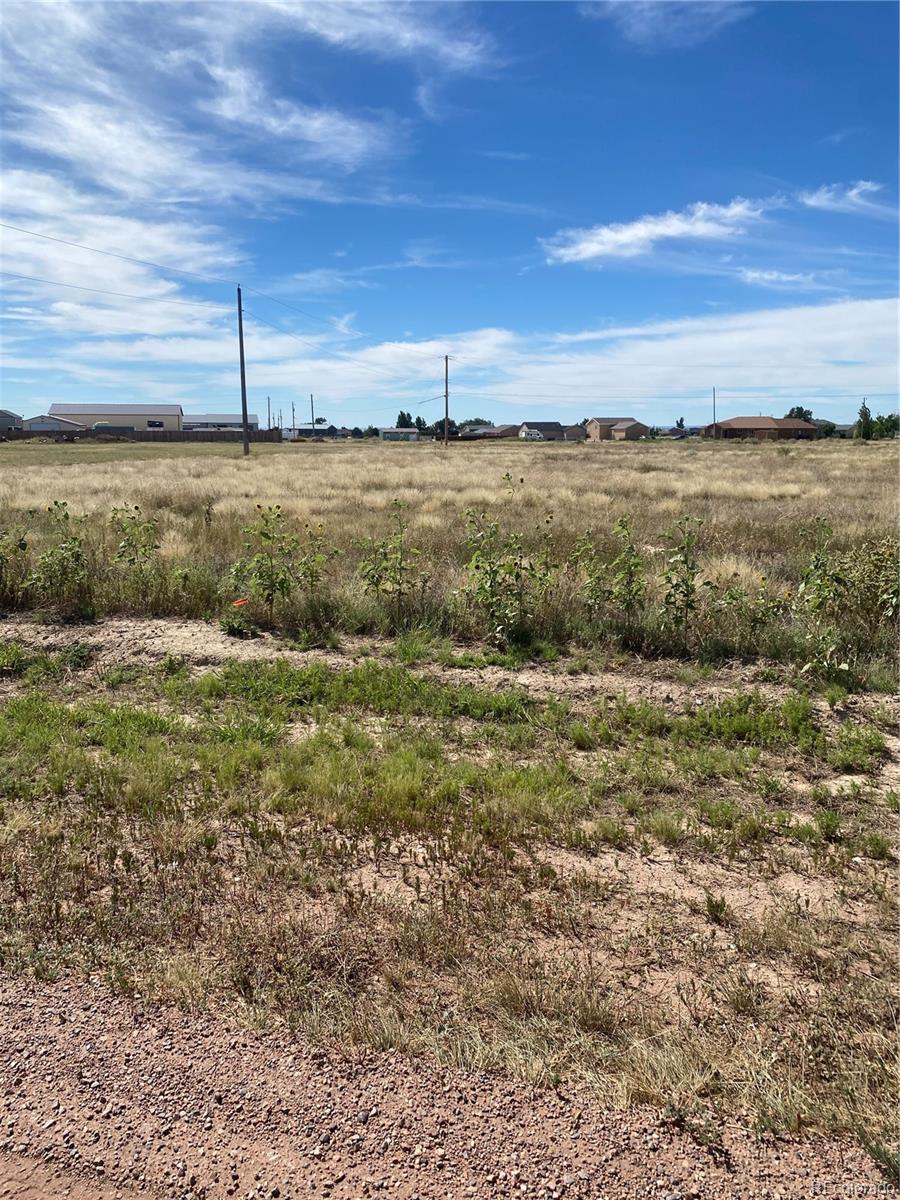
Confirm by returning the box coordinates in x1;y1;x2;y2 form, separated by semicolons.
0;437;896;679
2;438;895;562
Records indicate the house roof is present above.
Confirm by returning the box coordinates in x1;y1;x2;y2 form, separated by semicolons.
0;410;22;421
184;413;260;424
25;414;86;427
711;416;817;431
49;402;184;416
520;421;564;431
588;416;636;425
380;427;418;433
612;419;646;429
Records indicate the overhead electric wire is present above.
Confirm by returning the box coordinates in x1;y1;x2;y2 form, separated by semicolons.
0;269;233;310
0;219;444;358
0;221;235;286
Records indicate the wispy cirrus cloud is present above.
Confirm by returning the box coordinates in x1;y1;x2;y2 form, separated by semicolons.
198;63;402;172
207;0;497;74
799;180;895;220
543;198;767;264
580;1;753;49
737;268;822;291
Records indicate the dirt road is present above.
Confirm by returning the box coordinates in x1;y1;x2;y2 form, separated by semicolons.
0;975;881;1199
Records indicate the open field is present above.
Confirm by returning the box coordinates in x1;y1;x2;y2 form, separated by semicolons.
0;438;898;1195
1;437;898;684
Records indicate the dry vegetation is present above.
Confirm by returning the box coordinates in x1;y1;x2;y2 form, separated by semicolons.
0;437;897;1173
0;437;897;683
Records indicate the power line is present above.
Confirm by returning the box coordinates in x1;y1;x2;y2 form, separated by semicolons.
0;219;444;357
0;221;234;286
0;269;232;310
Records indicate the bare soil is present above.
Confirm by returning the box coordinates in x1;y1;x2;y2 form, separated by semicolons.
0;615;778;709
0;976;882;1200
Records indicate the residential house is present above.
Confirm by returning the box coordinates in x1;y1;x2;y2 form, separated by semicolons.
480;424;519;439
48;403;183;431
0;410;22;432
585;417;649;442
380;428;419;442
284;424;343;440
563;424;587;441
702;416;818;440
518;421;565;441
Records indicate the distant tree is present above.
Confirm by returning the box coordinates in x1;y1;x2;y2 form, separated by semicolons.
819;421;836;439
855;400;873;441
427;418;457;437
396;411;414;429
675;416;685;430
461;417;493;428
314;416;327;425
785;405;813;423
872;411;899;439
350;426;363;439
363;425;379;438
414;415;428;432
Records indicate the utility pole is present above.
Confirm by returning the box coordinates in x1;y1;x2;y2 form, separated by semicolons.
712;385;717;438
443;354;449;446
267;395;271;430
310;392;315;429
237;285;250;457
291;400;295;433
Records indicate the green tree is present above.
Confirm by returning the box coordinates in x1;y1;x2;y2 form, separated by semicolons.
350;427;363;438
872;412;899;440
675;416;685;430
785;405;813;423
414;415;428;432
855;400;873;441
819;421;836;439
363;425;379;438
396;411;414;428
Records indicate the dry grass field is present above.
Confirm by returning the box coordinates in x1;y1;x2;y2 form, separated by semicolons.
0;436;897;1193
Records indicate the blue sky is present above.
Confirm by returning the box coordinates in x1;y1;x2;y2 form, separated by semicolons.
1;0;897;427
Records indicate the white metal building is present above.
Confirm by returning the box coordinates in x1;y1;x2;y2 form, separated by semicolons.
47;403;184;431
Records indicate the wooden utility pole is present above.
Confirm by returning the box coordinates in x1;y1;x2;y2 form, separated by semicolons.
712;385;717;437
291;400;295;433
310;392;315;429
443;354;449;446
237;285;250;457
267;395;271;430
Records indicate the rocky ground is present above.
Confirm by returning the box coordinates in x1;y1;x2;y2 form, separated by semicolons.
0;976;883;1200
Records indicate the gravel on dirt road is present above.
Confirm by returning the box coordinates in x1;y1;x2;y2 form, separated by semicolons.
0;975;882;1200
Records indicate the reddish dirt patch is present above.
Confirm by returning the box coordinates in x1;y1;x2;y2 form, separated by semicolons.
0;975;882;1199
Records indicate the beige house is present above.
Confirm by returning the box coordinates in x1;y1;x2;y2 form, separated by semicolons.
47;403;183;431
585;417;649;442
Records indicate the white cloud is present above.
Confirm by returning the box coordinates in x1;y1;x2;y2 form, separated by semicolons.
799;180;895;220
543;198;766;263
580;1;753;49
192;62;402;171
737;268;820;290
221;1;496;74
288;269;375;295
